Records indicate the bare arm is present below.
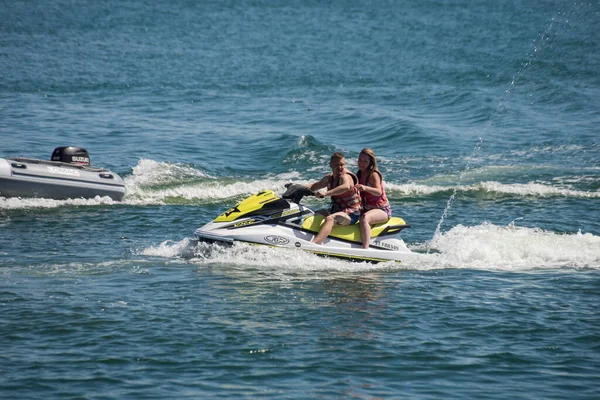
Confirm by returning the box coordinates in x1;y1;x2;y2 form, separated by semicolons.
308;175;330;192
359;173;383;196
320;174;354;197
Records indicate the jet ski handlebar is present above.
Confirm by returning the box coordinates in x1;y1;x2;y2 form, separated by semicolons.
282;183;315;204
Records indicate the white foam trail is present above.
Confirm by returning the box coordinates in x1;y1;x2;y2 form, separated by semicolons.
510;144;588;157
385;181;600;198
124;178;312;205
141;239;396;273
475;181;600;198
0;177;307;209
122;159;310;205
140;223;599;273
2;179;597;210
196;243;383;272
1;158;597;210
128;159;212;186
0;195;118;210
8;260;141;276
141;238;198;259
406;223;600;271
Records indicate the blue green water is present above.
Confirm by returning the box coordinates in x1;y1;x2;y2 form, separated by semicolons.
1;0;599;398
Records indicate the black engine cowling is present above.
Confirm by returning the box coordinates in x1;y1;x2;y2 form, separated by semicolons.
282;183;314;204
51;146;91;166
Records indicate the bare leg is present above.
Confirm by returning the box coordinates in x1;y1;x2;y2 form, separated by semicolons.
312;212;350;244
312;215;334;244
360;209;390;249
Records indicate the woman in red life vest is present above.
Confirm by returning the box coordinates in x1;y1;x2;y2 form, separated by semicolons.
308;152;362;245
356;148;392;249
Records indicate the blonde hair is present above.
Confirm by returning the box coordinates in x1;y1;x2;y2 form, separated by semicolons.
360;148;379;174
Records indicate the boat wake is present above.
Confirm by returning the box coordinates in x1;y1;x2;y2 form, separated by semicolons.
2;178;597;210
141;239;390;273
2;158;598;210
414;222;600;271
385;181;600;199
0;195;120;210
141;222;600;273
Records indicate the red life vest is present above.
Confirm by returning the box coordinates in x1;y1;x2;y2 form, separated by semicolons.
327;170;362;215
357;170;390;211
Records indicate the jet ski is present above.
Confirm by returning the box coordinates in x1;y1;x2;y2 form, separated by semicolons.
194;183;412;263
0;146;125;201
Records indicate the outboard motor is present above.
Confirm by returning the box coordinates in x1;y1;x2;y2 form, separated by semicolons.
51;146;91;166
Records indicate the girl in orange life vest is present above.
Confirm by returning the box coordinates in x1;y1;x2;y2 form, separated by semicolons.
356;148;392;249
308;152;362;245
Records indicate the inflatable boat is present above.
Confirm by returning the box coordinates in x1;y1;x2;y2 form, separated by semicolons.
0;147;126;201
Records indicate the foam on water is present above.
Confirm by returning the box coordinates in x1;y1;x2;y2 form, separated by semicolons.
1;150;597;210
123;159;310;204
385;181;600;198
411;222;600;271
1;260;143;277
2;177;597;211
127;159;212;187
122;159;600;201
0;160;306;209
141;239;386;273
140;222;600;273
140;237;200;259
472;181;600;198
0;195;118;210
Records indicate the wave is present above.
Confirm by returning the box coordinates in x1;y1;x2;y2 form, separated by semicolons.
127;159;212;187
139;222;600;272
0;196;120;210
508;144;590;157
408;222;600;271
280;135;333;166
141;238;380;273
385;181;600;199
1;179;597;211
0;260;150;277
1;158;597;210
7;223;597;275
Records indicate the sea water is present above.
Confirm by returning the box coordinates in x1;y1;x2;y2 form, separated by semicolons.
1;0;599;398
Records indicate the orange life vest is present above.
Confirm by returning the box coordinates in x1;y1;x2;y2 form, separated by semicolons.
357;170;390;211
328;170;362;215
